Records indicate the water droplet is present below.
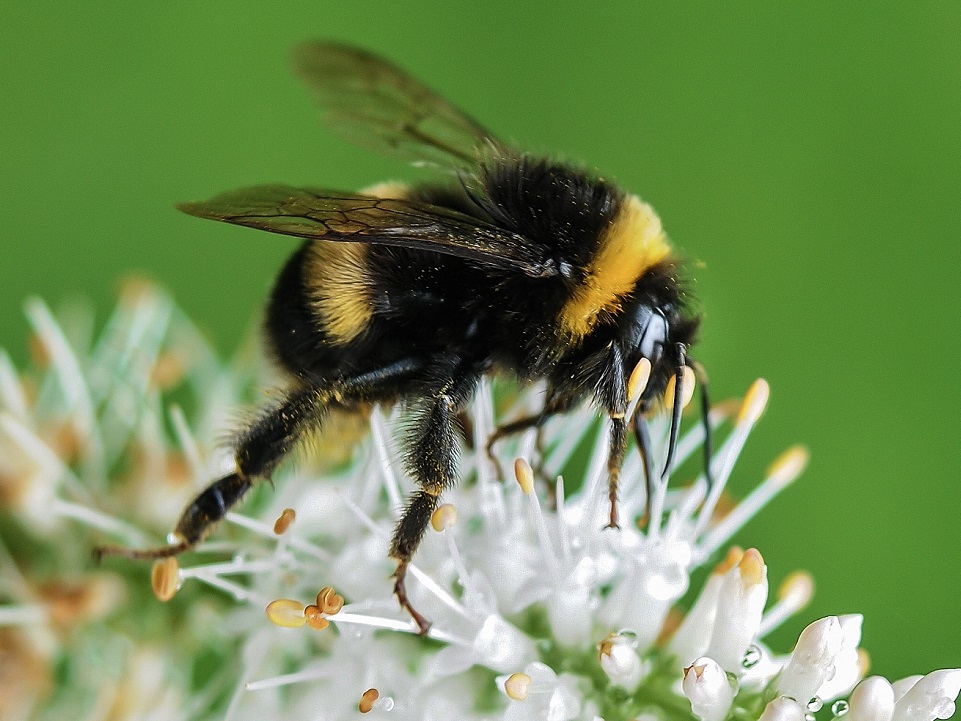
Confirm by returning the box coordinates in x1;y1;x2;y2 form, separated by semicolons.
831;700;850;717
617;629;639;646
807;697;824;712
805;714;816;721
742;645;762;668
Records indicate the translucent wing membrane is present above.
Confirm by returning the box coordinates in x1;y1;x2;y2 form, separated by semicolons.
178;184;555;277
292;42;501;168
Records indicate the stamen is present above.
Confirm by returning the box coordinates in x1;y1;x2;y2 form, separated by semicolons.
430;503;458;531
359;688;379;713
168;404;205;483
697;445;809;561
265;598;307;628
759;571;815;637
505;672;532;701
150;557;180;602
370;407;403;514
515;457;560;581
225;512;329;562
273;508;297;535
245;667;330;691
692;379;770;541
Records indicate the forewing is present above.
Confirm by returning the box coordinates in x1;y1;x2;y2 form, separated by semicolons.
292;42;500;169
178;185;554;277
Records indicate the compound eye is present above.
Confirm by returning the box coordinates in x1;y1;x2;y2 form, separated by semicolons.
639;312;668;360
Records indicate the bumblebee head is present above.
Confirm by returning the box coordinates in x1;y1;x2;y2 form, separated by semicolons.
618;287;704;481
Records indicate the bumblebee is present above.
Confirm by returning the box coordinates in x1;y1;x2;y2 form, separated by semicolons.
96;43;710;634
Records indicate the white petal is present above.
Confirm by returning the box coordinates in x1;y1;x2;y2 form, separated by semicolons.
777;616;843;702
892;669;961;721
705;549;768;674
759;697;807;721
849;676;896;721
683;657;735;721
670;573;724;666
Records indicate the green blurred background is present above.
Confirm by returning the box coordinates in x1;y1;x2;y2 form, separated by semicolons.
2;2;959;682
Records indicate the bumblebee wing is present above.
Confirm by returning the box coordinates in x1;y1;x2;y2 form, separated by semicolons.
291;42;501;169
178;184;555;277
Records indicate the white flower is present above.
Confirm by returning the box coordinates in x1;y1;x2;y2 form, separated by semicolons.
1;288;957;721
683;656;734;721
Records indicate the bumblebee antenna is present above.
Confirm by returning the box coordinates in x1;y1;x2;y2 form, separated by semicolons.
661;343;687;478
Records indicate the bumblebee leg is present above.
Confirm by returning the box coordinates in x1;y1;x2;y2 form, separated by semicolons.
686;357;715;498
389;360;479;634
632;401;656;525
485;394;572;483
96;358;424;562
95;385;331;561
595;343;628;529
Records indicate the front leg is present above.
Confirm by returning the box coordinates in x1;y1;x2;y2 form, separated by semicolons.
596;343;628;529
389;358;479;635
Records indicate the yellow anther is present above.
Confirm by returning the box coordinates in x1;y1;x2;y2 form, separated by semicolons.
766;445;810;486
359;688;379;713
736;379;770;426
663;366;696;411
514;458;535;495
265;598;307;628
713;546;744;575
273;508;297;535
431;503;458;532
504;672;532;701
627;357;652;404
738;548;765;587
304;605;330;631
150;557;180;602
598;633;615;659
315;586;344;615
777;570;814;608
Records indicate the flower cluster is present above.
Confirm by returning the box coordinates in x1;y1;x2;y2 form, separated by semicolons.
0;284;957;721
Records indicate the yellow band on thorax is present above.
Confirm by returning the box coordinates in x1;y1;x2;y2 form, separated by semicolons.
558;194;671;339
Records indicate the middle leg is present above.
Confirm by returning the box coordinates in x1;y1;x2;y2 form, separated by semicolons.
389;358;480;634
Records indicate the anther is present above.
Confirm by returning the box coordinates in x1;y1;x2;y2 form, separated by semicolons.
514;458;535;495
359;688;379;713
304;605;330;631
273;508;296;535
663;366;696;411
430;503;458;531
504;672;532;701
766;446;810;487
713;546;744;575
736;379;770;426
315;586;344;615
265;598;307;628
150;557;180;602
627;357;652;404
738;548;766;587
778;571;815;608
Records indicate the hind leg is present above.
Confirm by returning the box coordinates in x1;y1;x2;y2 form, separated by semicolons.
96;359;422;561
389;358;479;634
